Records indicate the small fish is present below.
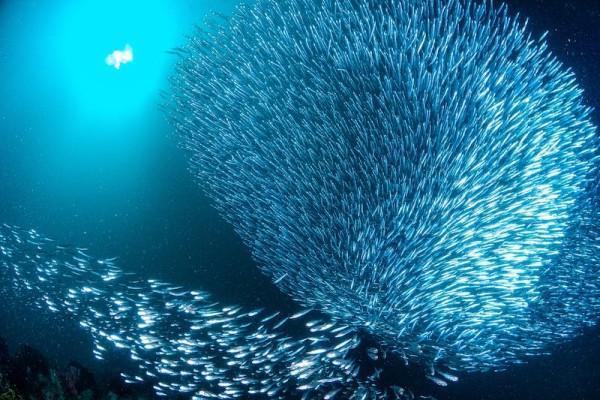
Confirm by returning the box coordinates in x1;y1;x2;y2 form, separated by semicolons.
426;375;448;387
273;273;288;284
366;347;379;361
437;370;459;382
290;308;314;319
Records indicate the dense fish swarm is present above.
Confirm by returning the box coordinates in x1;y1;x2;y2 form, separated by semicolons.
1;224;417;400
169;0;600;373
2;0;600;398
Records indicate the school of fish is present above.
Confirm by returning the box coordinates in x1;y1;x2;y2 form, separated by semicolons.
2;0;600;398
0;224;421;399
168;0;600;374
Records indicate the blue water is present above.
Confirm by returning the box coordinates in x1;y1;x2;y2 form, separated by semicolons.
0;0;289;387
0;0;281;304
1;0;599;399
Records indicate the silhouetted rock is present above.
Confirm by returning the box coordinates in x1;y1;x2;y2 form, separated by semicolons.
0;338;158;399
9;344;50;394
0;337;8;365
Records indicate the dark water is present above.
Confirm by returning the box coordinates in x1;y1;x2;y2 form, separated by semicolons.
0;0;599;399
440;0;600;399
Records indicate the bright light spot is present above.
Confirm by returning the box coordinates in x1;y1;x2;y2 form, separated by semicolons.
105;44;133;70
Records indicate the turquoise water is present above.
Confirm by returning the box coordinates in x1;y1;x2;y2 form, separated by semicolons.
0;0;290;375
0;0;279;302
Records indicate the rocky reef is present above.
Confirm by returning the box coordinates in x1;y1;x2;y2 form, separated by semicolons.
0;337;155;400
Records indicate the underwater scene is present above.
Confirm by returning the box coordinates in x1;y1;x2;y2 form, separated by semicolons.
1;0;599;399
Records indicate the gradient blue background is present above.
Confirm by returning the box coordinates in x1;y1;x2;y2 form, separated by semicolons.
0;0;281;304
0;0;291;381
